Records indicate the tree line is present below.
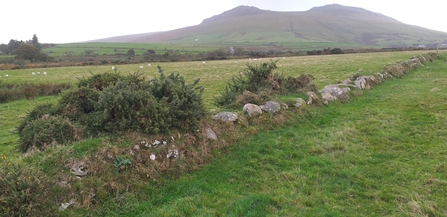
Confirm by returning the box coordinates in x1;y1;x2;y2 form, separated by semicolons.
0;34;51;62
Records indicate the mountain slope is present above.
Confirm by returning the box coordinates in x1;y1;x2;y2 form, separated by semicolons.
93;4;447;48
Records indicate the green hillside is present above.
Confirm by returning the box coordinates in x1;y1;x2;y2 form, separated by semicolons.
94;4;447;49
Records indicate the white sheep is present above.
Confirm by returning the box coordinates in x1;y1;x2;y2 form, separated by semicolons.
148;63;151;66
37;72;40;75
32;72;36;75
43;72;47;75
139;66;143;69
112;66;115;70
202;61;206;64
4;74;9;77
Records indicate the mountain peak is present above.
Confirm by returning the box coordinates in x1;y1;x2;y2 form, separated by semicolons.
308;4;397;21
201;5;266;24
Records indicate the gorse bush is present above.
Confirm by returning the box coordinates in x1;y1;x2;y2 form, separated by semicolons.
58;87;100;118
95;81;170;134
152;66;205;130
77;71;144;91
0;156;54;216
17;67;206;152
19;116;80;152
16;103;57;135
214;60;317;107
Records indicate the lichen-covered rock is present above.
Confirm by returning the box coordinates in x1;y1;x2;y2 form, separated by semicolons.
355;76;375;89
213;112;238;122
243;103;262;117
260;101;281;113
295;98;306;108
205;127;217;140
319;84;350;102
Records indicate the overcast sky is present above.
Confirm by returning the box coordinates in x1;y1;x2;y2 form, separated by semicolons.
2;0;446;44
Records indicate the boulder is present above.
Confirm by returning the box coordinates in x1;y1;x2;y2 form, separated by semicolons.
294;98;306;108
243;103;262;117
319;84;350;102
213;112;238;122
260;101;281;113
354;76;375;89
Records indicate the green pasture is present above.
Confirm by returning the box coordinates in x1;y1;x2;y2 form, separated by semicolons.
43;42;217;57
1;50;447;215
0;50;436;110
62;52;447;216
143;58;447;216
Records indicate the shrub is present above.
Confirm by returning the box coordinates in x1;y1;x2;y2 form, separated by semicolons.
77;71;129;91
0;156;54;216
58;87;100;119
283;73;318;93
95;81;170;134
151;66;206;131
214;61;278;107
214;61;317;107
16;103;57;135
18;116;80;152
234;90;262;106
13;59;27;68
17;68;206;151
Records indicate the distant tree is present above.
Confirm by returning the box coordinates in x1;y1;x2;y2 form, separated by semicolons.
14;44;43;62
146;49;155;54
32;34;42;50
0;44;8;54
127;49;135;58
8;39;24;54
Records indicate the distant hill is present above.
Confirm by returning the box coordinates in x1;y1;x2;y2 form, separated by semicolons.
91;4;447;48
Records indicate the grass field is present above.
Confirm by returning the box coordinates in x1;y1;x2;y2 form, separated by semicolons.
166;59;445;216
64;52;447;216
42;42;218;57
1;50;446;216
0;50;434;109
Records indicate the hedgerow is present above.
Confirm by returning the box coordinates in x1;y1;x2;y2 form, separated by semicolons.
17;67;206;152
18;116;80;152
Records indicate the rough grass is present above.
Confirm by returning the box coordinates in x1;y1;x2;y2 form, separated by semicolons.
90;56;446;216
0;96;59;156
1;51;446;216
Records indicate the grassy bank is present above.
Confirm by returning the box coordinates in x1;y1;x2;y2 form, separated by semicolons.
1;52;446;216
58;55;447;216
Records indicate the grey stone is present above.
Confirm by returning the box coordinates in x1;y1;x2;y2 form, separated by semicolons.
205;127;217;140
213;112;238;122
295;98;306;108
243;103;262;117
319;84;351;102
260;101;281;113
